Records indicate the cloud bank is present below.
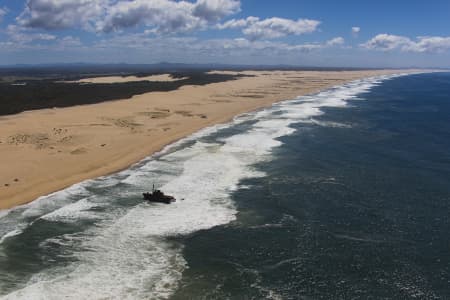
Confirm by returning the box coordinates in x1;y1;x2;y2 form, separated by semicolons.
17;0;241;33
219;16;320;40
17;0;107;30
16;0;321;40
362;34;450;53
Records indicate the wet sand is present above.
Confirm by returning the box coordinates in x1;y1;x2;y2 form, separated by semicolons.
0;70;416;209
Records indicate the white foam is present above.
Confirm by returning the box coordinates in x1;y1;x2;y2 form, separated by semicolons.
87;176;122;189
39;198;99;223
3;236;185;300
1;135;271;298
0;229;24;244
306;119;352;128
0;211;9;220
120;159;180;186
20;183;90;219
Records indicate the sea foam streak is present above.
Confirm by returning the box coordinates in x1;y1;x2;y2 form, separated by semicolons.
0;74;408;299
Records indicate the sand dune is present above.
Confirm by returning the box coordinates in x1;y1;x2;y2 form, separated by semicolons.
68;74;187;84
0;70;418;209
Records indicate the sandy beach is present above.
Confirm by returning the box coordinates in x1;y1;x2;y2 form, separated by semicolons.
0;70;415;209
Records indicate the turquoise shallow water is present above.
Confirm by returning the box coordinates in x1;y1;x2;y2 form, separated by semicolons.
1;72;449;299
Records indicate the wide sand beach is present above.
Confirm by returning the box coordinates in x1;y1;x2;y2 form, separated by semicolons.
0;70;416;209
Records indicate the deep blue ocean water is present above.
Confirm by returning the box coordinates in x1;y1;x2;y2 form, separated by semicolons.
0;72;449;299
171;72;450;299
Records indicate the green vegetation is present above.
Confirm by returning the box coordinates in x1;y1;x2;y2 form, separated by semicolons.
0;72;243;116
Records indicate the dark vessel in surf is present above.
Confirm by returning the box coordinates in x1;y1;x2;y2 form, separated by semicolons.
143;185;176;204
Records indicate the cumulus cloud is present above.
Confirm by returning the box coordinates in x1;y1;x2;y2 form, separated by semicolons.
98;0;197;33
99;0;239;33
410;36;450;53
17;0;108;30
242;17;320;40
2;20;84;50
362;34;411;51
351;26;360;37
193;0;240;22
219;16;320;40
16;0;240;34
13;0;324;46
326;37;344;46
361;34;450;53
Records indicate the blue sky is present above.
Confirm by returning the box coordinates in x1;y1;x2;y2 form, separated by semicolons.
1;0;450;67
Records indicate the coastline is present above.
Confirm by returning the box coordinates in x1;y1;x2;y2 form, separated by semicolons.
0;70;420;209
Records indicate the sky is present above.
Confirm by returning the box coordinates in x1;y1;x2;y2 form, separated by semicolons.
0;0;450;67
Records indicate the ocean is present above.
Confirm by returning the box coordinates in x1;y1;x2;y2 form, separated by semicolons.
0;72;449;299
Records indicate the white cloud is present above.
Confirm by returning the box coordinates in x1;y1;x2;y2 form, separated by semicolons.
99;0;240;33
361;34;450;53
17;0;108;31
16;0;321;41
193;0;240;22
326;37;344;46
6;25;56;44
243;17;320;40
97;0;198;33
219;16;320;40
362;34;411;51
0;7;7;23
352;26;360;37
217;16;259;30
1;25;84;50
59;36;82;47
410;36;450;53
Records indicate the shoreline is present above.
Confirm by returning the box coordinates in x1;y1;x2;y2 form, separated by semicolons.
0;70;422;210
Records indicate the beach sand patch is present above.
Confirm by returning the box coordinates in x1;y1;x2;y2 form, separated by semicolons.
137;111;171;119
70;147;88;155
174;110;194;117
67;74;188;84
101;117;143;130
7;133;50;148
